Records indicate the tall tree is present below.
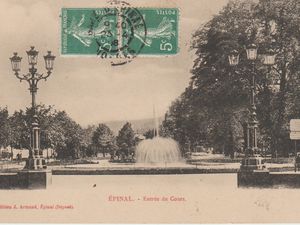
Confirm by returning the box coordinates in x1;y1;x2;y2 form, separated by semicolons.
82;125;96;157
51;111;84;159
116;122;136;158
92;124;115;157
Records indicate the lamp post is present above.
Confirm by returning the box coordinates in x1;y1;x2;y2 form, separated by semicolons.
246;43;259;157
228;44;276;171
10;47;55;170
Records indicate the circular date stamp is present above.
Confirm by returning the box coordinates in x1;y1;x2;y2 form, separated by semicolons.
89;1;147;65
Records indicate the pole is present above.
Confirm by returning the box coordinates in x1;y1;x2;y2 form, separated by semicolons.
295;140;297;172
31;88;36;110
246;124;250;157
252;74;255;154
10;146;13;161
248;63;257;157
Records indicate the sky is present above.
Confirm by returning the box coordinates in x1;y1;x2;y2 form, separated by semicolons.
0;0;228;126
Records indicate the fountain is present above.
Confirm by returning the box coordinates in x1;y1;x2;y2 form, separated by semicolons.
136;137;182;163
135;105;182;164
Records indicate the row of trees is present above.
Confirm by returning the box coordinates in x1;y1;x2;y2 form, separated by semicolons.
0;105;137;160
89;122;137;160
0;105;85;159
161;0;300;157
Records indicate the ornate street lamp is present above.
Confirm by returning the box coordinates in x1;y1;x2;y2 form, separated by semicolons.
228;43;267;171
10;46;55;170
246;44;259;157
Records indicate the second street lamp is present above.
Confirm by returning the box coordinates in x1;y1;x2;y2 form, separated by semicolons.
10;46;55;170
246;44;259;157
228;46;258;157
228;44;268;171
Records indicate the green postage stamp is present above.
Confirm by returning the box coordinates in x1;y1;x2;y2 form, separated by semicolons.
61;7;179;57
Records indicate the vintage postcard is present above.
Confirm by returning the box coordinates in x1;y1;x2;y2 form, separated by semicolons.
0;0;300;223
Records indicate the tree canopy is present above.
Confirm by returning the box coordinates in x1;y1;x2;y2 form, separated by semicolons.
92;123;116;157
116;122;136;157
0;105;85;159
162;0;300;156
